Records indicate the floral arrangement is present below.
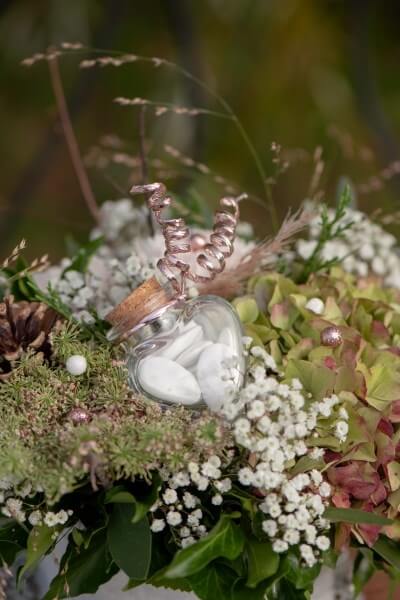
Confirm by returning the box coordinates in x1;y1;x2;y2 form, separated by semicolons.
2;44;400;600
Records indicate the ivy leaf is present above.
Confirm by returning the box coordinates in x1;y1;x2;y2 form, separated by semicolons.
164;515;245;579
285;552;321;590
373;536;400;570
19;525;55;580
0;519;28;565
105;476;161;523
324;507;392;526
131;475;162;524
43;529;117;599
188;563;238;600
104;487;136;504
275;579;310;599
107;504;151;580
226;486;255;516
231;578;270;600
149;566;192;592
245;537;279;588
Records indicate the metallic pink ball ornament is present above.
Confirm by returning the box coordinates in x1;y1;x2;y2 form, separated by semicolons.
190;233;207;252
68;407;91;425
321;326;343;348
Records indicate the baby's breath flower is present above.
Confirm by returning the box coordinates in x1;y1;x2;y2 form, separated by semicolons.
163;488;178;504
181;536;195;548
166;511;182;526
272;539;289;553
28;510;42;526
151;518;166;533
211;494;223;506
44;511;59;527
335;420;349;442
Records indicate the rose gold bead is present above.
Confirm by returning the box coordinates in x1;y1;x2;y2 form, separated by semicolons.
321;326;343;347
190;233;207;252
68;408;91;425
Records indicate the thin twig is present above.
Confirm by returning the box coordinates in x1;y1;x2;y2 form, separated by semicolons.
28;45;280;232
138;105;156;235
138;105;149;183
47;51;100;223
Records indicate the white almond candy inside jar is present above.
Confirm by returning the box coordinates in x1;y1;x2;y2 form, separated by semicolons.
106;275;245;411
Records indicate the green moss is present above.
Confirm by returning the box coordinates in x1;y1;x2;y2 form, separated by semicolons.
0;324;230;503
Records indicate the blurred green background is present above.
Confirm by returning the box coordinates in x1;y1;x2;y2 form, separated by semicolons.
1;0;400;260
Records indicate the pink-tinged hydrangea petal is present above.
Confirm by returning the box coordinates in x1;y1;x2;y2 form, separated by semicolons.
332;490;351;508
371;320;390;341
377;418;394;437
376;436;395;468
370;481;388;505
388;400;400;423
328;462;381;500
358;522;382;546
324;356;337;370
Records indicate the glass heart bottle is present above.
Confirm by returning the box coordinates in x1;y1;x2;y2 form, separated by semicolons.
107;274;245;411
106;182;246;411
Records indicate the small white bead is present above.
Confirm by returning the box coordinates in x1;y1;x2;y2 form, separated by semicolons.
305;298;325;315
66;355;87;376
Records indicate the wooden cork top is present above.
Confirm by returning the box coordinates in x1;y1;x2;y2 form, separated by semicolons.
105;276;171;336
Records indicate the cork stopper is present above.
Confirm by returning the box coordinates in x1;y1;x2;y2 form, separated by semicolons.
106;276;172;337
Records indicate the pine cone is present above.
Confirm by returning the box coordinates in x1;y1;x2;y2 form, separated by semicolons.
0;296;60;380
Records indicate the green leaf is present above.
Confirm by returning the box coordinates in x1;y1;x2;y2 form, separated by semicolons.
188;563;238;600
149;566;192;592
234;298;259;324
285;552;321;590
104;487;136;504
246;537;279;588
231;578;270;600
0;519;28;565
107;503;151;580
226;486;255;515
19;525;55;579
324;507;393;526
132;475;161;524
353;549;376;597
285;359;335;400
105;476;161;523
373;536;400;570
43;529;117;599
364;363;400;411
62;237;103;274
164;515;245;579
275;579;310;600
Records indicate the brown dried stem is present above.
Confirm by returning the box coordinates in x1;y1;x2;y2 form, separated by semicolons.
47;52;100;223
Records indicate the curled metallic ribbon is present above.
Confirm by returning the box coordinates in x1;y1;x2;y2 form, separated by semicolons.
130;182;245;295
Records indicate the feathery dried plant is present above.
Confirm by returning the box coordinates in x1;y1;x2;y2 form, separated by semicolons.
200;208;311;298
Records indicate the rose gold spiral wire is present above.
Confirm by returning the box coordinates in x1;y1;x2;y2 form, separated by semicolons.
130;182;245;295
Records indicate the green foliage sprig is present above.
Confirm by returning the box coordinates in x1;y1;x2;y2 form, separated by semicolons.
298;185;353;282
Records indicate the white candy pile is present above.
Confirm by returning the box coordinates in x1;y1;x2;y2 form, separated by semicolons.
138;318;242;411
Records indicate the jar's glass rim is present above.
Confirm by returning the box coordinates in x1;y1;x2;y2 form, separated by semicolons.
107;298;181;343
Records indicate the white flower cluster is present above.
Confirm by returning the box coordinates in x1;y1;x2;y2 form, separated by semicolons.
150;456;232;547
49;253;154;322
33;198;156;323
221;349;350;566
0;479;72;527
91;198;151;258
295;206;400;288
